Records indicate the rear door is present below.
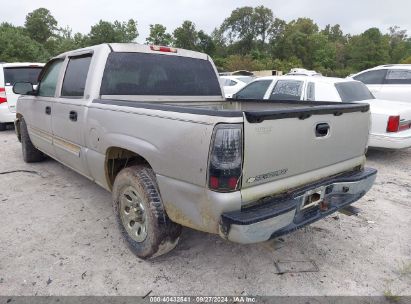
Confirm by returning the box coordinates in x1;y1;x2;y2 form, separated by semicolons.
3;65;43;113
241;106;370;196
52;53;92;177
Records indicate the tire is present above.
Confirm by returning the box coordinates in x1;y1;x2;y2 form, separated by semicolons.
112;165;182;259
0;123;6;131
20;118;44;163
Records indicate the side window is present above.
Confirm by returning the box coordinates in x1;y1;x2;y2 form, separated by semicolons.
61;55;92;98
306;82;315;101
385;69;411;84
269;80;303;101
353;69;387;84
235;80;272;99
37;59;64;97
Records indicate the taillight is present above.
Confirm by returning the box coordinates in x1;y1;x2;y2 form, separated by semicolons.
208;124;243;192
387;115;411;132
0;88;7;104
150;45;177;53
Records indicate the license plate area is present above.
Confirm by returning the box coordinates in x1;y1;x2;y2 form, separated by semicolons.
301;187;325;210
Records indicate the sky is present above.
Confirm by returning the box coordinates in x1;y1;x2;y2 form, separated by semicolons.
2;0;411;42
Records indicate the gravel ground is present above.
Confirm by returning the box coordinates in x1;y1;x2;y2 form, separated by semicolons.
0;128;410;296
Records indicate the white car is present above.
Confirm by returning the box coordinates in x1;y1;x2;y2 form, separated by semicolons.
220;75;254;97
351;64;411;103
0;62;44;131
287;68;322;76
232;76;411;149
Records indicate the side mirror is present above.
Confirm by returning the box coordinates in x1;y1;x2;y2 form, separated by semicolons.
13;82;35;95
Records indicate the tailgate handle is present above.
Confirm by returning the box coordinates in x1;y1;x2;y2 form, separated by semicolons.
316;123;329;137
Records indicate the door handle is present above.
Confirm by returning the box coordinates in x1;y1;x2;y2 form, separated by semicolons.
69;111;78;122
45;106;51;115
316;123;330;137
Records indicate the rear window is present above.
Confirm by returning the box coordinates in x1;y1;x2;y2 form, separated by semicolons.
335;81;375;102
269;80;303;101
3;67;43;85
101;53;221;96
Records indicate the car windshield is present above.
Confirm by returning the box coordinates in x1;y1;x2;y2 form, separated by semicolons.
335;81;375;102
3;67;43;85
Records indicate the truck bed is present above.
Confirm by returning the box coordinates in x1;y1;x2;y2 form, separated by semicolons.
95;98;369;123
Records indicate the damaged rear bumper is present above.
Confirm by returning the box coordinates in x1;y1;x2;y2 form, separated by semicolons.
219;168;377;244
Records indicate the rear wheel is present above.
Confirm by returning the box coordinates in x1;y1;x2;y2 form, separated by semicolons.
20;118;44;163
112;165;182;259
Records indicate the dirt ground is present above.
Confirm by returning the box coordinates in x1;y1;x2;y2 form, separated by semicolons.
0;127;410;297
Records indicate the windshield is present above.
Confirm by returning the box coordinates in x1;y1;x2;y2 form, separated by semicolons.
101;52;221;96
335;81;375;102
3;67;43;85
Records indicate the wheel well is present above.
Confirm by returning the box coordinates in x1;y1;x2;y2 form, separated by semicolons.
105;147;150;190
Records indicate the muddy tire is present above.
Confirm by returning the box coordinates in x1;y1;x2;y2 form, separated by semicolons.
112;165;182;259
0;123;6;131
20;118;44;163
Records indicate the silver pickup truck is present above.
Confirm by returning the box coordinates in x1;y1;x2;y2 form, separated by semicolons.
13;43;377;259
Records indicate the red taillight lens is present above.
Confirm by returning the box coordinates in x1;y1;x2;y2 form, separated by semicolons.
387;116;400;132
0;88;7;104
208;124;243;192
150;45;177;53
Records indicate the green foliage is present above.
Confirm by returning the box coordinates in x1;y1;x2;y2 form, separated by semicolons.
88;19;138;45
25;8;57;44
0;23;50;62
146;24;173;46
1;5;411;79
173;21;198;50
347;28;390;70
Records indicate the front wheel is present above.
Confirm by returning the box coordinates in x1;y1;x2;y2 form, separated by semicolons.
112;165;182;259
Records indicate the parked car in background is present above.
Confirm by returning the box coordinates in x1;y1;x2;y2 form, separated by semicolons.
0;62;44;131
350;64;411;103
220;75;254;97
232;76;411;149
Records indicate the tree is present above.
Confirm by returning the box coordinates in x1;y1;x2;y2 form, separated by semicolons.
388;26;411;62
0;23;49;62
197;30;215;55
253;6;274;45
88;19;138;45
173;21;198;50
220;6;256;54
25;8;57;44
146;24;173;46
347;28;390;70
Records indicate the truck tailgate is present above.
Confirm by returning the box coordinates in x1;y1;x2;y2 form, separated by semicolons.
241;104;370;196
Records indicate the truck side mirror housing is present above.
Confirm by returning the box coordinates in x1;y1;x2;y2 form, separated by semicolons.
13;82;35;95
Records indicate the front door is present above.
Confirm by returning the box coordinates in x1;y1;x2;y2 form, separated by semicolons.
24;59;64;156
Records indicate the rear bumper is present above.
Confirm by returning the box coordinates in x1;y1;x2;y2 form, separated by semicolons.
220;168;377;244
369;132;411;149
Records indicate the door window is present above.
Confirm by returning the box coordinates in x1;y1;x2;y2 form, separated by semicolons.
269;80;303;101
353;69;387;84
38;60;64;97
235;80;272;99
61;55;92;97
385;69;411;84
306;82;315;101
